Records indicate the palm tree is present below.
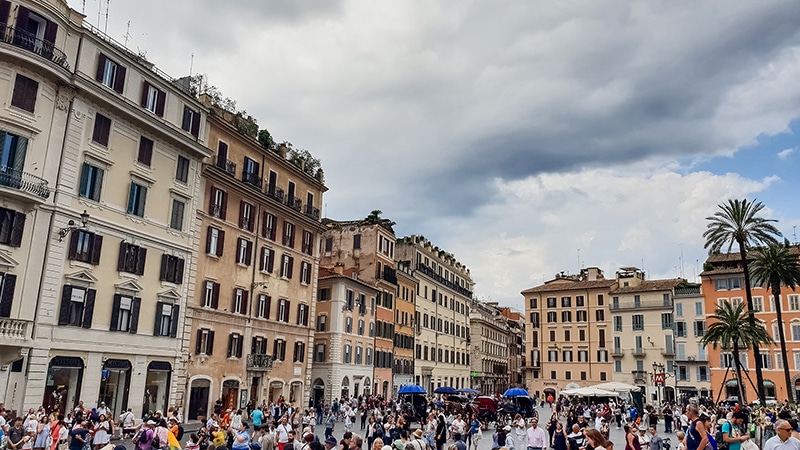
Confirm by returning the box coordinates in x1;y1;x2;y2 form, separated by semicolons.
701;301;774;404
704;198;781;404
749;243;800;403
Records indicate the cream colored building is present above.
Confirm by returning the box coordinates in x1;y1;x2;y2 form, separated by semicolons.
396;236;472;391
499;307;525;389
609;267;684;403
184;105;326;420
393;262;417;396
3;0;212;416
311;265;377;406
469;301;508;394
522;267;615;400
671;284;711;400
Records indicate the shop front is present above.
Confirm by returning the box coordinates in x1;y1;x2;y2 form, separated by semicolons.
43;356;84;414
143;361;171;415
98;359;131;419
222;379;239;410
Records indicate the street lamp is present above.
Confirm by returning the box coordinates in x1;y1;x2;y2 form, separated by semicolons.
652;362;665;406
58;210;89;242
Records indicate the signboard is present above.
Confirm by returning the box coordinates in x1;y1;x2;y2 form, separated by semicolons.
471;372;477;377
654;372;665;386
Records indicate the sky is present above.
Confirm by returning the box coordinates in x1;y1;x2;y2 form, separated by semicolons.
69;0;800;310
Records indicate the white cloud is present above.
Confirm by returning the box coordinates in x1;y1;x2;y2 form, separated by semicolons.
778;148;796;160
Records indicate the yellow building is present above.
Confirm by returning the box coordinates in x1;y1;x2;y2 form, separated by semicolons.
609;268;684;403
522;267;615;399
397;236;472;392
185;105;326;418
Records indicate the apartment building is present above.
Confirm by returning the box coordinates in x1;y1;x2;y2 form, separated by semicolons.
522;267;615;399
311;265;378;407
397;236;472;391
319;218;398;397
185;108;326;419
2;0;212;416
609;268;684;403
393;262;417;396
672;284;711;399
469;301;508;394
498;307;526;389
701;248;800;403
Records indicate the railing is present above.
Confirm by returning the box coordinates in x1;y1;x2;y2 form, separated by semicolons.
632;347;646;356
632;370;647;382
610;298;673;311
1;25;70;71
286;196;302;211
304;204;320;220
242;172;262;189
246;353;274;371
674;286;701;297
416;263;473;298
267;186;284;203
0;166;50;199
0;318;29;340
216;158;236;176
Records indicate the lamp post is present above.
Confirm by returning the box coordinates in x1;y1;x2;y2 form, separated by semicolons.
58;210;89;241
652;362;665;406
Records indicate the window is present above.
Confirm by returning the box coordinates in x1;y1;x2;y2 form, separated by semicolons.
676;321;687;337
661;313;673;329
96;53;126;93
262;212;276;240
597;350;608;362
236;238;253;266
353;234;361;250
631;314;644;331
78;163;104;202
564;330;570;341
697;366;709;382
694;320;706;337
127;182;147;216
231;288;248;315
635;336;643;353
369;322;374;337
0;208;25;248
317;315;327;332
302;231;314;256
282;221;295;248
547;311;557;323
695;301;704;316
277;299;290;322
753;296;764;312
576;295;585;307
159;254;184;284
576;310;587;322
117;242;146;275
613;316;622;332
227;333;243;358
577;350;588;362
760;353;772;370
612;296;619;309
675;303;683;317
293;341;306;362
239;201;254;231
579;329;585;341
92;113;112;146
297;303;309;326
57;285;96;328
202;280;220;309
137;136;153;166
562;311;572;322
318;288;330;301
790;295;800;311
598;329;605;348
546;297;556;308
242;156;260;187
301;261;312;284
195;329;215;355
530;312;540;328
280;254;294;278
676;343;685;360
678;366;689;382
273;339;286;361
11;74;38;113
175;156;189;183
314;343;326;362
615;360;622;372
793;323;800;341
109;294;138;333
205;227;224;256
561;296;571;308
251;336;268;355
259;247;275;273
169;198;185;231
547;350;558;362
634;295;641;308
154;302;178;337
324;237;333;252
181;106;200;137
256;294;270;319
595;309;604;321
140;82;166;116
209;187;227;219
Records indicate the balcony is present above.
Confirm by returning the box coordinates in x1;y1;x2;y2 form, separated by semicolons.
0;318;30;342
632;347;646;357
632;370;647;383
662;347;675;357
0;166;50;200
415;263;473;298
610;298;673;311
267;186;284;203
216;157;236;177
1;25;70;71
286;196;302;211
611;348;624;358
674;286;701;298
242;171;262;189
304;204;320;220
246;353;274;371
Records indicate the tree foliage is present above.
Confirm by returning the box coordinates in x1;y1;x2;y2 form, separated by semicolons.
287;146;322;177
258;129;276;151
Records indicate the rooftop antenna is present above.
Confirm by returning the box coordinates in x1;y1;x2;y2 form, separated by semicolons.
577;248;581;272
104;0;110;34
81;0;85;13
794;225;797;245
96;0;101;28
680;243;685;278
189;53;194;76
122;21;132;47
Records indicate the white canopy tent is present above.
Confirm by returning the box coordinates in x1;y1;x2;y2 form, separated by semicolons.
589;381;642;392
560;386;620;397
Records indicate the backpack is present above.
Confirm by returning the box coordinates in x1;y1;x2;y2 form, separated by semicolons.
177;425;185;441
374;423;384;439
138;429;150;445
715;421;731;450
152;431;162;449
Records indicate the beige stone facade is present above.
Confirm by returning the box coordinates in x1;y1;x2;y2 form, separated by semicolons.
522;267;615;399
469;301;508;394
671;284;711;400
499;307;525;389
393;263;417;396
609;268;684;403
397;236;472;391
184;109;325;419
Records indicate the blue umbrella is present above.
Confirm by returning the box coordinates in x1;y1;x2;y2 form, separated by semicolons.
503;388;529;397
457;388;480;394
398;384;426;394
433;386;457;394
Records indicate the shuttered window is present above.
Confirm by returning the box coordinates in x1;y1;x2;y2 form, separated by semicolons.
92;113;112;146
11;74;38;113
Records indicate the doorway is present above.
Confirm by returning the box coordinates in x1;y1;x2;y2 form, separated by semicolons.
189;379;211;421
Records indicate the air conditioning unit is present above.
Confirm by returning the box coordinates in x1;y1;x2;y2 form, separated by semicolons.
687;356;695;361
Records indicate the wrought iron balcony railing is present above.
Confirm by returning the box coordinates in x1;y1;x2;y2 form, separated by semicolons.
1;25;70;71
304;204;320;220
242;171;262;189
0;166;50;199
246;353;274;371
267;186;284;203
216;157;236;176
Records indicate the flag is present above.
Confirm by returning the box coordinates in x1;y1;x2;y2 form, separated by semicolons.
168;430;182;450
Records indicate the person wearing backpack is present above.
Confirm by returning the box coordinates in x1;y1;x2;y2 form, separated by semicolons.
720;412;750;450
135;421;155;450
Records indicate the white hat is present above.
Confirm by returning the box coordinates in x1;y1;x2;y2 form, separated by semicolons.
503;425;512;431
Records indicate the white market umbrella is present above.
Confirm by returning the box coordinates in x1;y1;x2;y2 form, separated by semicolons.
590;381;642;393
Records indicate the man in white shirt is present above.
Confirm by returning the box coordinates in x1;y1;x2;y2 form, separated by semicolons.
764;420;800;450
526;418;547;450
97;402;108;417
277;417;292;450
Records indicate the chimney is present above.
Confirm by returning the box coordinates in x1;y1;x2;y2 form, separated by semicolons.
333;263;345;275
